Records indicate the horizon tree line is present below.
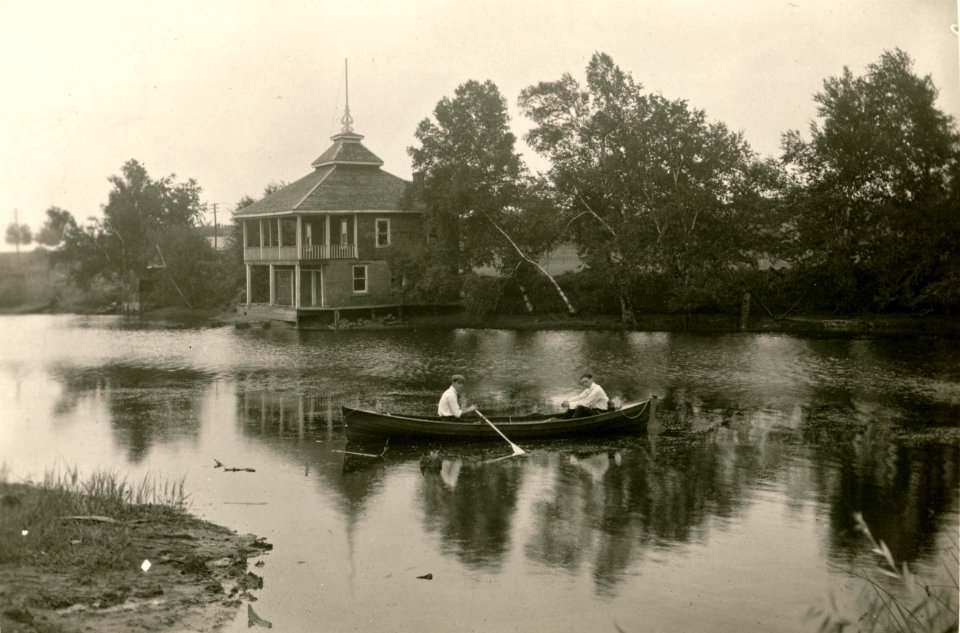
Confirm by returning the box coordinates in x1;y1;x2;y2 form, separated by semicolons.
14;48;960;317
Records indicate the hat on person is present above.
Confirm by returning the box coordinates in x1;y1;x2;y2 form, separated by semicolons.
451;374;465;383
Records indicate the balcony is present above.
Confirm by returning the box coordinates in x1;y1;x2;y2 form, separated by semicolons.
244;244;358;262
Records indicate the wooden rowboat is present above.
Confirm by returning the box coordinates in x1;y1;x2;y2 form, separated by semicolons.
342;397;656;442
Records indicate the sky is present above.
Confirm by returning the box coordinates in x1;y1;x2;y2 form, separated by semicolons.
1;0;958;250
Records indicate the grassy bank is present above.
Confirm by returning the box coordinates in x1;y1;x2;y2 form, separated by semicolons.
0;468;270;633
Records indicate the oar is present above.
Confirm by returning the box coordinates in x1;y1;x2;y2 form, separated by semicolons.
474;409;526;457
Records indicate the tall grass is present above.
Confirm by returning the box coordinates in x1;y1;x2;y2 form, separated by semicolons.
40;465;187;515
807;512;959;633
0;466;188;570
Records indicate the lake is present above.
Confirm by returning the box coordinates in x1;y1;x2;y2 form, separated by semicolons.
1;315;957;632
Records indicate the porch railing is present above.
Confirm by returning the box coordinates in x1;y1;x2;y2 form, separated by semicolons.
244;244;358;261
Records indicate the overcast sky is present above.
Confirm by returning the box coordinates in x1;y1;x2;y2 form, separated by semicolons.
1;0;957;250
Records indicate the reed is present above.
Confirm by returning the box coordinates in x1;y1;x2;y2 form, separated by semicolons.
0;466;188;571
807;512;959;633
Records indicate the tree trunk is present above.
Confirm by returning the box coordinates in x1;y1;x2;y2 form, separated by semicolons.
517;283;535;314
486;217;577;316
155;244;193;309
617;271;637;326
618;288;637;326
739;291;751;332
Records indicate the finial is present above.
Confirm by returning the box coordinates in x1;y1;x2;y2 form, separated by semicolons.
340;58;354;133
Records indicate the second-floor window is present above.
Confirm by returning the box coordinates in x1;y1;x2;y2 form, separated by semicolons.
352;265;368;293
375;219;391;247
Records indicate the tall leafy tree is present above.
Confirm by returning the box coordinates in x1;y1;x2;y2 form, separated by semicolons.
520;53;781;323
99;159;203;278
781;49;960;311
36;206;77;247
51;160;214;307
409;80;575;314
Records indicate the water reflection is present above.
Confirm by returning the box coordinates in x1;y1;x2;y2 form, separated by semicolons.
153;378;960;592
418;455;522;571
5;316;957;632
47;364;213;461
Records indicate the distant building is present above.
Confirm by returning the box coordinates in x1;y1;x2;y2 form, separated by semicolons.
234;104;427;326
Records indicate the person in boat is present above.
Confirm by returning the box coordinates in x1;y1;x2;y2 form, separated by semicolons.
561;373;609;418
438;374;477;421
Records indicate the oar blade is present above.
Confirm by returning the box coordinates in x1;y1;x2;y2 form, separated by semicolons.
475;409;528;457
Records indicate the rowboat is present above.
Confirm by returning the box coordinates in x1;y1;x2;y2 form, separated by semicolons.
342;397;656;442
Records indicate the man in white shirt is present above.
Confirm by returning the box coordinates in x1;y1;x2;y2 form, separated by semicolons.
561;373;609;419
438;374;476;421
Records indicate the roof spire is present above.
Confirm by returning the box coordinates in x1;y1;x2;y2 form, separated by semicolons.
340;58;354;133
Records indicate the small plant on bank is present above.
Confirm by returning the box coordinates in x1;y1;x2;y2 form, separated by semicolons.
0;466;188;572
807;512;959;633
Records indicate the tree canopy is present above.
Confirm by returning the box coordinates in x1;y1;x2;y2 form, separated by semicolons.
409;79;527;273
36;207;77;247
781;48;960;311
5;223;32;249
520;52;782;321
407;79;576;313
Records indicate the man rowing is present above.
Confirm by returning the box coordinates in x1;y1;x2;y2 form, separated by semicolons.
438;374;477;421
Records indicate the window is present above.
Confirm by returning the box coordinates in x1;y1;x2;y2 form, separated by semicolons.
375;218;391;247
352;265;368;293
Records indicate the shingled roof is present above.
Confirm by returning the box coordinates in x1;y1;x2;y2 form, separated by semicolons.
235;130;415;217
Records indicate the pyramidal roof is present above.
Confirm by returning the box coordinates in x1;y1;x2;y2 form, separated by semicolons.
234;135;411;216
311;130;384;168
235;71;414;217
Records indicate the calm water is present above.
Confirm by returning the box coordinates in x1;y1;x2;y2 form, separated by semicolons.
1;315;957;632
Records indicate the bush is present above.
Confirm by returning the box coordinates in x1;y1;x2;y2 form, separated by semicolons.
462;274;504;317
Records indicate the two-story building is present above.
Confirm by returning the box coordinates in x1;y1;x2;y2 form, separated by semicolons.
236;117;426;326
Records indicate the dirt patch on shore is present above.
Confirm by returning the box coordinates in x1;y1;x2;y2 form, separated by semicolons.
0;510;271;633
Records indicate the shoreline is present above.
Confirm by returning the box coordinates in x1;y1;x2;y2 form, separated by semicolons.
3;304;959;337
0;481;271;633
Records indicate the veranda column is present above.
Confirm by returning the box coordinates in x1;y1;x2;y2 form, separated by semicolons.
296;216;302;258
324;216;331;256
269;264;275;305
295;264;301;308
245;264;251;305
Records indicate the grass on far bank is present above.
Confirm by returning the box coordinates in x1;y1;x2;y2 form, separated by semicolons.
0;466;187;572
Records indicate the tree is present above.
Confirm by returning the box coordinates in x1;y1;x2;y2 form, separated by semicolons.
408;80;575;314
5;223;32;251
781;49;960;311
36;206;77;247
520;53;779;323
99;159;203;279
50;160;215;308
